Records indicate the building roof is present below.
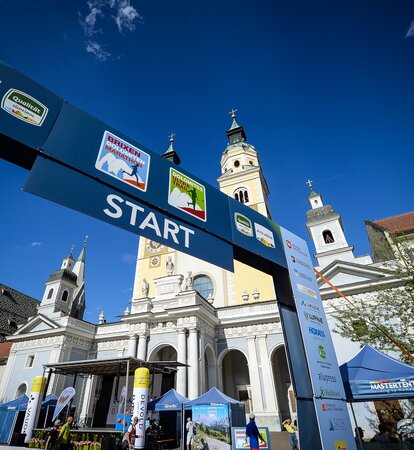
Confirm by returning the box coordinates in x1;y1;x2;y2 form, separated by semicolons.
374;211;414;234
0;284;39;342
0;342;12;364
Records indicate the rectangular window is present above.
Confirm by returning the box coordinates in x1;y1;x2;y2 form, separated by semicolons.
25;354;35;368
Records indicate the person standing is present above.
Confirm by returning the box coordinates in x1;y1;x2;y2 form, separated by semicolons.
282;419;298;450
57;416;73;450
186;417;196;450
45;420;61;450
122;416;138;449
246;414;266;450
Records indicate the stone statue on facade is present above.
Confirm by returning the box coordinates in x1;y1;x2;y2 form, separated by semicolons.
166;256;174;275
185;271;193;290
142;278;149;297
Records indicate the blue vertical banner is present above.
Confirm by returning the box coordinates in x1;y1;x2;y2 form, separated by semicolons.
280;226;356;450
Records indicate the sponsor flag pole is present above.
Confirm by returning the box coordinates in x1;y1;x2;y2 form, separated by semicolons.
124;359;130;433
132;367;150;449
52;387;76;421
314;268;414;362
22;376;47;443
350;403;364;449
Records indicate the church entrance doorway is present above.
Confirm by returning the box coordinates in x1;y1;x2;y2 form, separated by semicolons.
271;346;291;423
148;345;177;397
221;350;251;413
204;345;217;391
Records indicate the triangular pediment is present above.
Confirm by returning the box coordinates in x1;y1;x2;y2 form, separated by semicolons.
317;260;393;291
16;314;60;335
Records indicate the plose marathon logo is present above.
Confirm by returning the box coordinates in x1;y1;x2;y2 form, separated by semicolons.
95;131;150;192
1;89;48;126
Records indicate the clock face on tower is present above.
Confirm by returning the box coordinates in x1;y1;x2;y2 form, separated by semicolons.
146;240;164;253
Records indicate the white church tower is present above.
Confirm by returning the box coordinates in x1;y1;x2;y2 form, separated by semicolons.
37;240;87;319
306;185;356;268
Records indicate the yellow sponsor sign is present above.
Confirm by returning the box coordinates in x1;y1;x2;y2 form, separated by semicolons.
31;376;46;393
134;367;149;388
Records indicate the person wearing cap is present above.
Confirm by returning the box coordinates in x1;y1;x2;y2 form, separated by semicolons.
282;419;298;450
122;416;138;449
246;413;266;450
45;420;61;450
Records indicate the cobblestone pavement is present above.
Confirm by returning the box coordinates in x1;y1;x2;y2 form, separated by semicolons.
269;432;292;450
0;433;294;450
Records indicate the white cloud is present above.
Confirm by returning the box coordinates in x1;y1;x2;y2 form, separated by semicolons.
114;0;141;33
85;40;111;61
79;0;142;61
120;253;136;264
30;241;42;247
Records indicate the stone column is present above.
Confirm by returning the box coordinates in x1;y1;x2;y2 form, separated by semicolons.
247;336;264;412
176;329;187;396
257;335;278;411
137;334;147;360
128;335;138;358
187;329;199;399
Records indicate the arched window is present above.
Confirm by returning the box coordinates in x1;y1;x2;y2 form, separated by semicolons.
47;288;54;299
194;275;214;300
234;188;249;204
322;230;335;244
15;383;27;398
61;290;69;302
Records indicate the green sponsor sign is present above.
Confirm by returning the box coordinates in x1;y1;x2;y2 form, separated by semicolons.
168;168;206;221
1;89;48;126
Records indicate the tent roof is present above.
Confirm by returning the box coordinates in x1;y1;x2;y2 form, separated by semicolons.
43;357;185;376
184;387;242;407
340;344;414;401
19;394;58;411
0;394;29;410
147;388;189;411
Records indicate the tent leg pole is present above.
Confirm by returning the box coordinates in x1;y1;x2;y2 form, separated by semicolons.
350;403;364;449
124;359;130;434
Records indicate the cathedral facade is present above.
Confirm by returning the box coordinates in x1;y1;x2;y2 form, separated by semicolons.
0;115;412;435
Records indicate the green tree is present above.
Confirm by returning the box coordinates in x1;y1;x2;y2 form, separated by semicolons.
331;233;414;364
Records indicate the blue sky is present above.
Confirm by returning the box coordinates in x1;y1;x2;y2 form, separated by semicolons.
0;0;413;322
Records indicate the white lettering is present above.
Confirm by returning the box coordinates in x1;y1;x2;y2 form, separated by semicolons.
125;200;144;226
103;194;195;249
139;212;161;237
180;226;195;248
104;194;124;218
163;219;180;244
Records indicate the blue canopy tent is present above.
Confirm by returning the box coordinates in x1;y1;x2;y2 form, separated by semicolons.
340;345;414;448
0;395;29;444
340;345;414;402
0;394;58;444
147;389;189;450
147;388;189;411
184;387;245;450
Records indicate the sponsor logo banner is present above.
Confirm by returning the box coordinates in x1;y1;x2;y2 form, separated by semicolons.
168;168;206;221
254;223;275;248
1;89;48;126
95;130;150;192
234;213;253;237
280;227;356;450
